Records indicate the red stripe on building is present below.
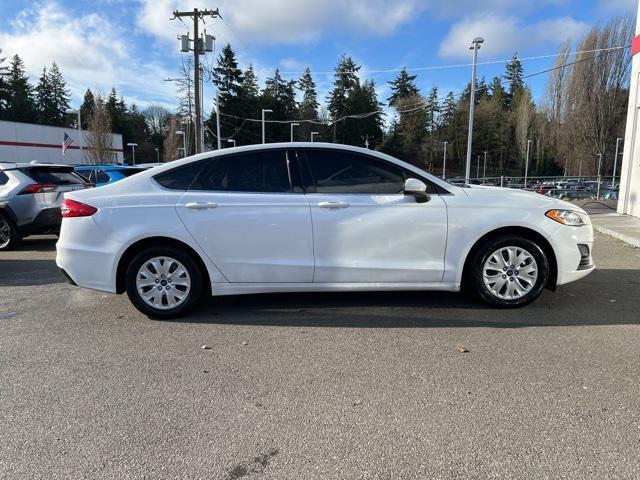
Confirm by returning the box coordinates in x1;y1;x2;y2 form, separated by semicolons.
0;140;124;152
632;35;640;56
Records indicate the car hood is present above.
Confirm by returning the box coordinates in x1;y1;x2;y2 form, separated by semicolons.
461;184;588;215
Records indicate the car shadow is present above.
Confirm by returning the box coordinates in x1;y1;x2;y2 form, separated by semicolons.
0;260;64;286
15;236;58;252
171;267;640;329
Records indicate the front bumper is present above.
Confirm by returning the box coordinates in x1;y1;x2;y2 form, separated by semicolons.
553;222;595;286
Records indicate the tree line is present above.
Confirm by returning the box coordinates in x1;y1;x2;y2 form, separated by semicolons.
0;14;632;173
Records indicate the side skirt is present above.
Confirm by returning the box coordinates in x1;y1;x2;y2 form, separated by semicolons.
210;282;461;297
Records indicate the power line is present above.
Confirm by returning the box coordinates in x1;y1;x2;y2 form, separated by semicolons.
214;46;630;126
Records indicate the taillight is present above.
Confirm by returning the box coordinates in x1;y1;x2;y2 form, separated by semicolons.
18;183;57;194
61;199;97;218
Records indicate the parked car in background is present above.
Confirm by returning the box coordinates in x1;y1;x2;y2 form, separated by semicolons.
74;165;148;187
0;162;92;250
558;190;596;201
57;143;595;318
600;190;619;200
535;185;555;195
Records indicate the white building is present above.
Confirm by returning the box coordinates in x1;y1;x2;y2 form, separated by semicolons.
0;120;124;165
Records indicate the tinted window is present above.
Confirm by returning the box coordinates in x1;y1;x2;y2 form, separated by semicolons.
24;167;85;185
121;168;145;177
95;169;110;184
194;150;291;193
154;161;208;190
304;150;405;194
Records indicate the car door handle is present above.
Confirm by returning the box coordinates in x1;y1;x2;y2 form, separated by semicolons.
317;201;349;209
186;202;218;209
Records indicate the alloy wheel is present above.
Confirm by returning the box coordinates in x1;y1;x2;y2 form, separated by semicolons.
0;217;12;249
135;256;191;310
482;246;538;300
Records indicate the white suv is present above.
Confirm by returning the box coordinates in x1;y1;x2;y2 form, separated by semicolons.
56;143;594;318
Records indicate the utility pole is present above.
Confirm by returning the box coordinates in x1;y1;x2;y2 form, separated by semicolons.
465;37;484;184
262;109;272;144
477;155;480;178
596;153;603;199
442;141;447;180
172;8;219;154
364;134;369;149
216;90;226;150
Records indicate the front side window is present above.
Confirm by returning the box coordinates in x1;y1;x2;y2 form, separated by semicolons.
194;150;291;193
304;149;406;194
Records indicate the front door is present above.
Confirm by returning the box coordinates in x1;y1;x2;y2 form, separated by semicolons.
176;149;314;283
301;148;448;283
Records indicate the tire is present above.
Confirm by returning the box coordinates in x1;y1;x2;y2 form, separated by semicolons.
0;214;21;251
469;235;549;308
125;246;204;319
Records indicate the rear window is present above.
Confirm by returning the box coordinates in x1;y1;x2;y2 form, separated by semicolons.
24;167;86;185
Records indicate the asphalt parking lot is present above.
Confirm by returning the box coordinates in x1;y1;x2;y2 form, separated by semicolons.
1;233;639;479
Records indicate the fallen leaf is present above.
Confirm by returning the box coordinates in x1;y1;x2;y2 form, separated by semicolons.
456;346;470;353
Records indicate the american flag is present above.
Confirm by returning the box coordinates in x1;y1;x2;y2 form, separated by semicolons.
62;132;74;155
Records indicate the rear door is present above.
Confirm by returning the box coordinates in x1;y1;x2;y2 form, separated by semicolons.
175;149;314;283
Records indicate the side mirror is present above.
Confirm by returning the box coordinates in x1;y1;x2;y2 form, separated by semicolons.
404;178;430;203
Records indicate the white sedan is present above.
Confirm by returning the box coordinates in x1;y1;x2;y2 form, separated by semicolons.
56;143;594;318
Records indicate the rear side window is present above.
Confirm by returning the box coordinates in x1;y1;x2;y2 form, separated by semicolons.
121;168;144;177
193;150;291;193
24;167;85;185
154;161;208;190
0;171;8;186
95;169;110;184
304;149;406;194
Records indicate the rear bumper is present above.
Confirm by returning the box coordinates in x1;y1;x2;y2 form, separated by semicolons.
18;207;61;236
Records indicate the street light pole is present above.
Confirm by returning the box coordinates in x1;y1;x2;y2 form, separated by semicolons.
155;148;159;163
261;109;272;144
613;137;622;187
596;153;603;199
477;155;480;178
227;139;236;148
290;122;299;142
176;131;187;158
483;151;487;180
442;141;448;180
524;139;532;189
127;143;138;165
465;37;484;184
311;131;319;142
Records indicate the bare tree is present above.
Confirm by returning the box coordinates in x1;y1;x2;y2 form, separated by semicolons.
143;104;170;135
83;94;113;165
514;88;534;172
543;15;632;175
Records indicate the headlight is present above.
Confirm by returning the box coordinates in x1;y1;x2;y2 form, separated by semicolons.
545;209;587;226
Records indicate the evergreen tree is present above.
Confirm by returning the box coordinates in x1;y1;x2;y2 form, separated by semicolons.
342;79;383;148
425;86;439;133
240;64;259;98
298;67;319;119
211;43;243;96
4;55;37;123
35;67;55;124
48;62;71;126
0;49;10;118
387;68;419;107
327;55;360;123
79;89;95;129
505;54;524;108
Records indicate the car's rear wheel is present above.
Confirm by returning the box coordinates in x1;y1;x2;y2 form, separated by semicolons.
125;246;204;319
469;235;549;308
0;214;20;251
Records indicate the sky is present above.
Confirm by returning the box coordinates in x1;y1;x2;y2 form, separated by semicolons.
0;0;636;119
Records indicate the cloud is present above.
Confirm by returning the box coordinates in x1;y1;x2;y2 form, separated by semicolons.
137;0;428;46
438;15;589;59
0;1;176;107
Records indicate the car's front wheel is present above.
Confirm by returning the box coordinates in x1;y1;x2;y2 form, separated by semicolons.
125;246;204;319
0;214;20;251
469;235;549;308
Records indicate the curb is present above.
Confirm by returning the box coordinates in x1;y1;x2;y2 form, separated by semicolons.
592;223;640;248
